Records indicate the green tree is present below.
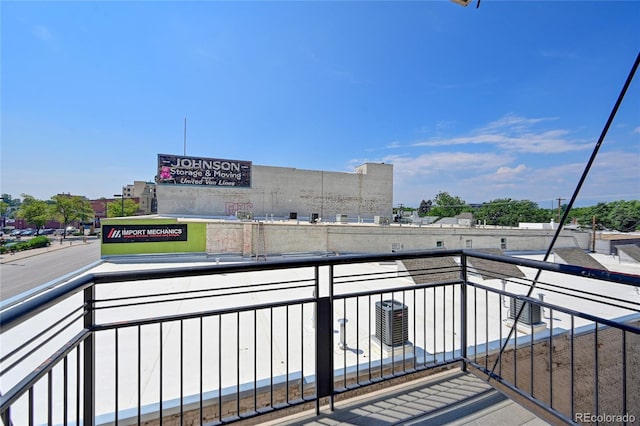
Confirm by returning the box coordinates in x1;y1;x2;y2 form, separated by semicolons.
1;194;21;220
430;192;469;218
15;194;51;234
568;200;640;232
474;199;550;227
75;198;95;231
0;199;8;218
1;194;20;208
107;198;139;217
51;194;94;237
418;200;432;216
607;200;640;232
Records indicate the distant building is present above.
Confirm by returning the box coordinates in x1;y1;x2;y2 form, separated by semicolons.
456;212;474;227
435;213;475;226
156;154;393;220
90;193;146;226
595;232;640;255
519;220;558;230
90;199;109;221
121;181;157;215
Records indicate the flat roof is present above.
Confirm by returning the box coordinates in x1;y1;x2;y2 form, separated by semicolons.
2;252;637;424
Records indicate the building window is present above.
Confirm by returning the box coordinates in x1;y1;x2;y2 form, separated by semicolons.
465;239;472;248
501;237;507;250
436;240;444;248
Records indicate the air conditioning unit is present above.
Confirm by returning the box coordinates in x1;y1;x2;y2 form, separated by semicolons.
236;211;253;220
336;214;348;223
375;300;408;347
509;298;541;325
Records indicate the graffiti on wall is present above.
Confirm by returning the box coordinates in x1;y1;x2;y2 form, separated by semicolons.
225;202;254;216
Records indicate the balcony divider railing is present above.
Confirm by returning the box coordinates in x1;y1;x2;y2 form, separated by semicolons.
1;250;639;426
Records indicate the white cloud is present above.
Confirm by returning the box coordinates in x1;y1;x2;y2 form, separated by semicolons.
583;150;640;186
411;114;591;154
384;149;639;206
633;127;640;134
32;25;53;42
354;115;638;206
435;120;456;132
479;114;556;132
495;164;528;179
382;151;513;178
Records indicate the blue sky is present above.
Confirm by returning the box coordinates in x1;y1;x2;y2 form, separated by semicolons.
2;1;639;208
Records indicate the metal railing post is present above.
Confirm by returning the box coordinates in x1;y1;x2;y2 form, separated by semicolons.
460;253;468;371
315;266;333;414
328;265;335;411
0;392;12;426
83;285;95;426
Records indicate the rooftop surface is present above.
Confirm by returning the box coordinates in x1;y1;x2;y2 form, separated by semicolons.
1;245;638;425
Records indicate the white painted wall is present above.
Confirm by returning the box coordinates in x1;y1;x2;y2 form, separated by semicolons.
158;163;393;219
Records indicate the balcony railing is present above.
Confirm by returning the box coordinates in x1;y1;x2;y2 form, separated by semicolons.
1;250;639;425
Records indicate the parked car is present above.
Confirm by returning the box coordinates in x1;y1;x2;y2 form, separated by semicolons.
19;229;35;236
3;241;21;252
10;229;22;237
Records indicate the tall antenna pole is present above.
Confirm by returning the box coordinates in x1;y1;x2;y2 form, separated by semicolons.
183;117;187;156
556;197;565;223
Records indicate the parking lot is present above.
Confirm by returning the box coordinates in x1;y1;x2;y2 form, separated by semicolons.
5;226;81;237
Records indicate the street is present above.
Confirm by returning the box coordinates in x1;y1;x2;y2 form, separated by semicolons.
0;239;102;301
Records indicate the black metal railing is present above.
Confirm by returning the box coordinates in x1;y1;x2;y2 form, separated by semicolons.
1;250;638;425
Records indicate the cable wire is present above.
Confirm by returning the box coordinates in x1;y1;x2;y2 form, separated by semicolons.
488;51;640;380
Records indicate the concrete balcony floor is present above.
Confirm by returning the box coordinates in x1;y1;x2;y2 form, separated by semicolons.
260;369;550;426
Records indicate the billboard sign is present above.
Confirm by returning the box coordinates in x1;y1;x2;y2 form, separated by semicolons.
102;224;188;243
157;154;251;188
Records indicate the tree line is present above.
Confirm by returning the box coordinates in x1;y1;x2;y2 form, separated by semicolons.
0;193;139;236
412;192;640;232
3;191;637;233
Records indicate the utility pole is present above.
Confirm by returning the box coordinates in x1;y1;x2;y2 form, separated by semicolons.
591;215;597;252
397;203;404;224
556;197;565;223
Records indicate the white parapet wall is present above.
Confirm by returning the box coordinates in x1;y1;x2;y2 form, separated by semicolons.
202;220;591;256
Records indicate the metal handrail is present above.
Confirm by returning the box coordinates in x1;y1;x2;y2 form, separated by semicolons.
4;249;636;332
